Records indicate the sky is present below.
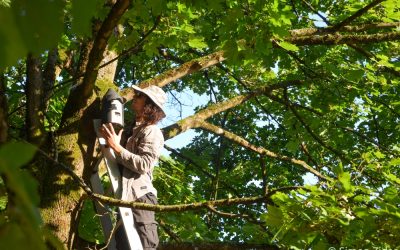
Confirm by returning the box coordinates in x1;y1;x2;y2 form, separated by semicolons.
159;88;208;155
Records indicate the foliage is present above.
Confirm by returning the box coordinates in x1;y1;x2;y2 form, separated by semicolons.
78;199;106;244
1;0;400;249
0;142;63;249
77;172;114;245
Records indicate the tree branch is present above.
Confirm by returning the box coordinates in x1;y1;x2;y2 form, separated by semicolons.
206;205;250;219
286;31;400;46
300;0;330;25
121;51;226;102
25;54;45;145
80;0;130;100
196;120;331;181
300;142;322;171
347;43;400;77
99;220;121;250
329;0;385;32
87;187;298;212
118;23;399;103
260;156;268;196
43;48;58;111
162;80;304;140
162;93;254;140
31;139;306;213
159;219;182;243
290;22;400;37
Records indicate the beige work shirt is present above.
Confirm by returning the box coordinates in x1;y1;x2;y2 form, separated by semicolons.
116;124;164;201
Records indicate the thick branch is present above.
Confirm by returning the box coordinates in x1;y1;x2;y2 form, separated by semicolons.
196;120;331;181
25;54;45;145
286;31;400;46
89;187;301;212
64;0;130;115
118;26;398;103
81;0;130;99
163;93;254;140
163;80;304;140
121;51;226;101
43;48;58;111
290;22;400;37
32;139;305;213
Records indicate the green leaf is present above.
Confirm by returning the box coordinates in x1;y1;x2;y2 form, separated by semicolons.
0;142;36;170
271;191;290;204
345;69;364;81
71;0;102;36
0;142;53;250
389;158;400;166
180;23;196;34
277;41;299;51
187;36;207;49
78;200;105;244
0;6;27;69
0;0;10;7
332;162;344;176
0;0;64;68
384;173;400;185
262;205;283;227
13;0;64;52
285;140;299;153
374;151;385;159
338;172;352;192
383;186;398;202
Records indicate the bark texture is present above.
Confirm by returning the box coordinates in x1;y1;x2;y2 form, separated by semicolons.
0;73;7;144
41;49;118;248
25;54;45;145
39;1;130;247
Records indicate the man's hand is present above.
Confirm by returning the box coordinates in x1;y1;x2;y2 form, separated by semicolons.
100;123;124;153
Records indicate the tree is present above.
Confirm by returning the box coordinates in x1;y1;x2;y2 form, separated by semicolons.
1;0;400;249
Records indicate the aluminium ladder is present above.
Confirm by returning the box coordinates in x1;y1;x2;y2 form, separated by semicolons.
91;119;143;250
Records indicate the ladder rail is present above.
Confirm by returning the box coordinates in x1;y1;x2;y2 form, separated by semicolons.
93;119;143;250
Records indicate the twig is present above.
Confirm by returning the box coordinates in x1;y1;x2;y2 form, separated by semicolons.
300;142;321;171
99;220;122;250
163;144;242;197
159;219;182;243
288;103;350;164
206;205;250;218
301;0;330;25
329;0;385;32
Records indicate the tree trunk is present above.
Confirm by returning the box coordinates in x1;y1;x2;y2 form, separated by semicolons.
0;72;7;144
40;49;118;248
